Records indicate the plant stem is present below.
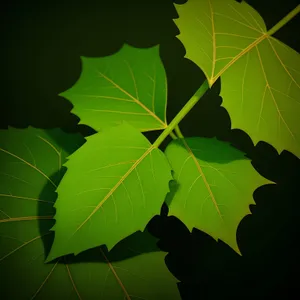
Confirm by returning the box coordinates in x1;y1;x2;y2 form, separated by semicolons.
267;5;300;36
153;80;209;148
169;131;178;140
174;125;184;138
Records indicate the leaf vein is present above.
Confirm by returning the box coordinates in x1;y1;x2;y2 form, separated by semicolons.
0;147;57;188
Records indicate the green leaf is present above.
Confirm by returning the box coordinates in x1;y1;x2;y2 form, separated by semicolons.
46;122;172;261
0;127;180;300
0;126;85;223
174;0;300;157
0;224;180;300
164;137;270;254
61;44;168;132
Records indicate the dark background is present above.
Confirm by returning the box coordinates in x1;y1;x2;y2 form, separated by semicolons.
1;0;300;299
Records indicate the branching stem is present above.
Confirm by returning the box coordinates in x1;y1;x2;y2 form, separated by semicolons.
153;80;209;148
169;131;178;140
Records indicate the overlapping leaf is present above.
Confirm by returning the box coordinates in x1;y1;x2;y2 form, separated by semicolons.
46;122;172;261
174;0;300;156
164;137;270;254
61;44;168;132
0;127;179;299
0;126;85;225
0;221;180;300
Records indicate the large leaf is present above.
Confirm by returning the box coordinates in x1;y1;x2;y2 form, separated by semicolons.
0;127;180;300
0;222;180;300
0;126;85;223
164;137;270;254
46;122;172;261
61;44;168;132
174;0;300;157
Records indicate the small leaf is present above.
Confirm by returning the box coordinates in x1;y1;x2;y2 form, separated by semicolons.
164;137;270;254
46;122;172;261
174;0;300;157
61;44;168;132
0;127;180;300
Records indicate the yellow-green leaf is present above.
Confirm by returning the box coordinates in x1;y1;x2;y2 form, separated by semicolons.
0;127;179;300
174;0;300;157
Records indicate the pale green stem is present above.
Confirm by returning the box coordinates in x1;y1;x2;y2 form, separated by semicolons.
153;80;209;148
267;5;300;36
174;125;184;138
169;131;178;140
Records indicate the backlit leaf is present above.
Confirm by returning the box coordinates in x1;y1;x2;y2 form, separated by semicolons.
164;137;270;254
0;126;85;225
0;127;179;300
174;0;300;156
61;44;168;132
46;122;172;261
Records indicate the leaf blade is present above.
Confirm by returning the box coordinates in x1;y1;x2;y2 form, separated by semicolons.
174;0;267;86
175;0;300;156
62;44;168;132
165;137;270;254
46;122;172;261
0;127;179;300
0;221;180;299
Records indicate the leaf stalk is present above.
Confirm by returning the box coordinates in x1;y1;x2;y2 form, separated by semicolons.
267;5;300;36
174;125;184;138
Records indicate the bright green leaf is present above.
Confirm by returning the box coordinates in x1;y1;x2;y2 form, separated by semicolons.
174;0;300;157
61;44;168;132
0;127;179;300
164;137;270;254
46;122;172;261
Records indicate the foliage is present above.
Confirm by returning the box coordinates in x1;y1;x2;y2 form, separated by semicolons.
164;137;268;254
0;127;180;299
174;0;300;157
46;122;172;261
1;0;299;298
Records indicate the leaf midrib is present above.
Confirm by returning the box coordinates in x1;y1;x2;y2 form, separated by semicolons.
181;139;223;220
0;147;57;188
100;248;131;300
204;0;269;86
97;71;167;128
211;32;268;86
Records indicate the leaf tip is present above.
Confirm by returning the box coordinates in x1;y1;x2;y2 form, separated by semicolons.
79;55;89;63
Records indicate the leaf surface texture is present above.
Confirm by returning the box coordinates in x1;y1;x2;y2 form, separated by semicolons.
0;127;179;300
175;0;300;156
62;44;168;132
165;137;269;253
